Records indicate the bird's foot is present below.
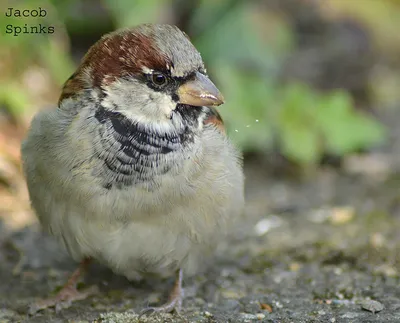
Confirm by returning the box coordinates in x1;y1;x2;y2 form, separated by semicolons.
140;293;183;316
28;284;98;314
28;258;96;314
140;268;184;316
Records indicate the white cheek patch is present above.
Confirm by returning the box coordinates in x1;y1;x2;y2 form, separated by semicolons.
149;91;177;118
101;79;181;133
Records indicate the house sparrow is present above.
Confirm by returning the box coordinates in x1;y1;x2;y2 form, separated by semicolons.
21;23;244;314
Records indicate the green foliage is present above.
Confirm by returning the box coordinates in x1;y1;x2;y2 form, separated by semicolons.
277;83;321;163
104;0;172;27
0;0;74;118
277;84;386;164
215;62;275;151
0;0;389;166
218;70;386;164
188;1;387;164
0;83;30;117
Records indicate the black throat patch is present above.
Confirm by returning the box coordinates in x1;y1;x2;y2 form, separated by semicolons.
92;106;199;190
94;106;180;155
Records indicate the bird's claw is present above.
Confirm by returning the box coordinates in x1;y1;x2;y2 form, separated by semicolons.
28;285;98;315
139;297;182;317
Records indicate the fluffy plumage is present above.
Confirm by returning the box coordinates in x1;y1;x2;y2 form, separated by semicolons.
21;23;244;312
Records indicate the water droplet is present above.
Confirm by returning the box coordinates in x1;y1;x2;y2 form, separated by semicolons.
235;129;239;132
246;125;250;128
255;119;259;123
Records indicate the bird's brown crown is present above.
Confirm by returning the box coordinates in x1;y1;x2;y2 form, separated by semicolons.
59;24;202;105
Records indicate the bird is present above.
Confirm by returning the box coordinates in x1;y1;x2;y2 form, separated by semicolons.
21;23;244;315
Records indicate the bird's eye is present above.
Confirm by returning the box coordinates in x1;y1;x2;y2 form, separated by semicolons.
151;73;168;87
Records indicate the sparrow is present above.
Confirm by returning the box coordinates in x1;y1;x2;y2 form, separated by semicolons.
21;23;244;314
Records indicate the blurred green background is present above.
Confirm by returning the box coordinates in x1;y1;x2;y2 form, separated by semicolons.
2;0;400;174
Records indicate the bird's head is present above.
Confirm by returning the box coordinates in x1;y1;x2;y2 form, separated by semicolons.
59;24;224;131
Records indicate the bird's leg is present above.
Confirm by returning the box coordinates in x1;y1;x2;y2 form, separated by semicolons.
28;258;98;314
140;268;184;315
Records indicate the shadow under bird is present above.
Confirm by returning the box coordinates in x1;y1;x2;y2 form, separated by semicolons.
21;23;244;315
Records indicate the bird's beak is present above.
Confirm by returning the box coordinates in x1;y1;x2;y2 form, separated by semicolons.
177;71;224;107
